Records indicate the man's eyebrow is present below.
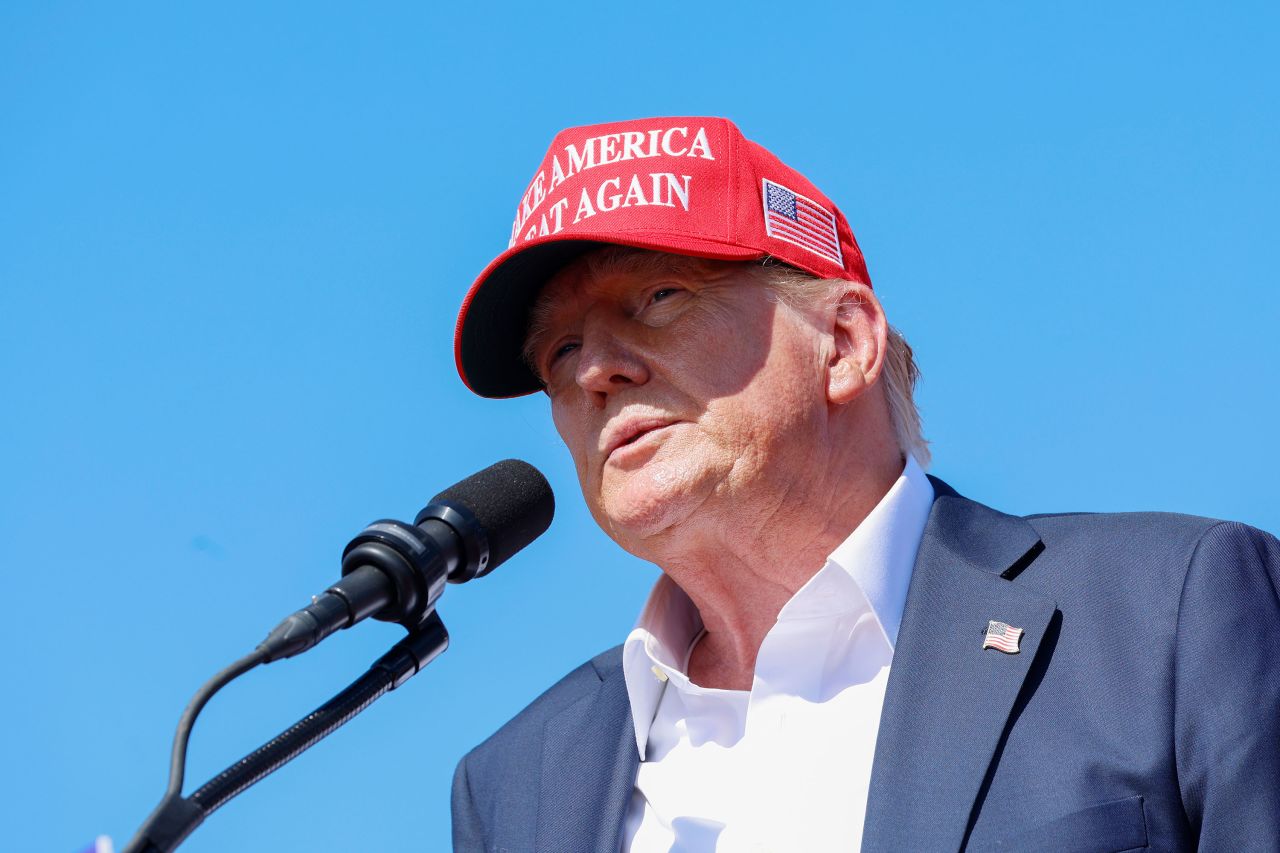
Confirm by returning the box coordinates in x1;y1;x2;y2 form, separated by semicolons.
520;250;739;374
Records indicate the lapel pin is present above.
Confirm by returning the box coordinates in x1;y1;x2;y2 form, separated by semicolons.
982;620;1024;654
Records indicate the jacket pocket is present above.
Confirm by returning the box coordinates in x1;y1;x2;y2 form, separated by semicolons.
980;795;1147;853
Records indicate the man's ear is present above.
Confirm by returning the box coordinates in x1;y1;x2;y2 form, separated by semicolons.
826;283;888;407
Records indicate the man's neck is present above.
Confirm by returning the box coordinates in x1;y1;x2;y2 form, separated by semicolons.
649;447;906;691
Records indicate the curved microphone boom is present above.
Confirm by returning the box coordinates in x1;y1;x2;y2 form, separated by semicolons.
258;458;554;662
122;459;554;853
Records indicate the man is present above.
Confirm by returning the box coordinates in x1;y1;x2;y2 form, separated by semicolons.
449;117;1280;851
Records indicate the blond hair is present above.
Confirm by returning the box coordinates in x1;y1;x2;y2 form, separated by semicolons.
753;261;929;466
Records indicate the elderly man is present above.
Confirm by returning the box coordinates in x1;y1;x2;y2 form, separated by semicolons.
449;117;1280;852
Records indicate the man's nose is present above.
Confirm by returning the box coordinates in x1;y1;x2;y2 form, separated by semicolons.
574;320;650;403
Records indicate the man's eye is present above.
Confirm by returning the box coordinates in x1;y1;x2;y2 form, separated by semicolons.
651;287;680;303
548;341;579;365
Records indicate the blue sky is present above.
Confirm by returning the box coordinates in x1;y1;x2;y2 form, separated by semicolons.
2;3;1277;851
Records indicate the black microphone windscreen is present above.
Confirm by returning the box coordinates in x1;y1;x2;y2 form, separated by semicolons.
430;459;555;574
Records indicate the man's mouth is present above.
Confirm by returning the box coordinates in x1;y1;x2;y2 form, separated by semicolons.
603;417;676;462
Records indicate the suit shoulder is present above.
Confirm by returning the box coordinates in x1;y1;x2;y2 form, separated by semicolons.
1024;510;1276;541
460;645;623;773
1018;511;1279;596
1023;509;1226;552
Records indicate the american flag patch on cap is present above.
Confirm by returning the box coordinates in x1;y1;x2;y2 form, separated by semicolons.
762;179;843;266
982;620;1024;654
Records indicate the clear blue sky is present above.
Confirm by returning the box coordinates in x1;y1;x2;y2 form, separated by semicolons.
2;3;1276;851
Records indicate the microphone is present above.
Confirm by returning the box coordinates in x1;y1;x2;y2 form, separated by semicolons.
257;459;554;662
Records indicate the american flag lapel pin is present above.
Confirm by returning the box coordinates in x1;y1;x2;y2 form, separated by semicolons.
983;620;1024;654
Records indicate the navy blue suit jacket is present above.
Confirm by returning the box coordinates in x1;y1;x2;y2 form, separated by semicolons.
452;479;1280;851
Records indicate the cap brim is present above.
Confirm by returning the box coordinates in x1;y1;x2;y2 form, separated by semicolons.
454;232;763;398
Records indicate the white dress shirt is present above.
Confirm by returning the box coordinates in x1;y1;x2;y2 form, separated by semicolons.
620;455;935;852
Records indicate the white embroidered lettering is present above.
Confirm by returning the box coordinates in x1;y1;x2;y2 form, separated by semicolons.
661;127;689;157
656;173;691;210
573;187;596;223
688;127;715;160
596;177;623;212
623;174;649;207
598;134;621;165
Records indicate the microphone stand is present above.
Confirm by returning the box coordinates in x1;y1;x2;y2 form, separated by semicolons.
122;612;449;853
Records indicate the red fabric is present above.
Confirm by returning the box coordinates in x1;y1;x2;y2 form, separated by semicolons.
455;116;872;397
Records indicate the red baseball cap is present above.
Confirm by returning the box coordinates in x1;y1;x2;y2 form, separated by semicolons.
454;116;871;398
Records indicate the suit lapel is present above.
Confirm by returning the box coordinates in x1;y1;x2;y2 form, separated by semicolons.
862;480;1057;853
535;654;638;853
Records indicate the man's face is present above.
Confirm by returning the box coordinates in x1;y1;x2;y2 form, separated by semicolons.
525;252;833;556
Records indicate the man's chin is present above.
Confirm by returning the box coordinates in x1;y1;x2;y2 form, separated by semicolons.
596;470;716;552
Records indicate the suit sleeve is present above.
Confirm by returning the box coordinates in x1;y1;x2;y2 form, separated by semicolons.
1174;521;1280;848
451;753;487;852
